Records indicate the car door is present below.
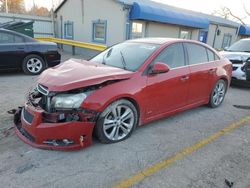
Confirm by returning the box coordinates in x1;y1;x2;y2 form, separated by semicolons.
184;42;216;104
0;31;26;69
144;43;190;118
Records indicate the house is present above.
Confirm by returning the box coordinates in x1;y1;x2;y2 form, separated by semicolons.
54;0;250;50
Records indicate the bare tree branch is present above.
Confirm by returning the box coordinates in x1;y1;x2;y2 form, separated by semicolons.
243;3;250;17
212;6;246;25
225;7;246;25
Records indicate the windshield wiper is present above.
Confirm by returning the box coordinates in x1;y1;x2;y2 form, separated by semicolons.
120;51;127;70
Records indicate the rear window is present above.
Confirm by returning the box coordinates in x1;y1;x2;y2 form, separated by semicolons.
207;49;219;61
185;43;208;65
14;35;24;43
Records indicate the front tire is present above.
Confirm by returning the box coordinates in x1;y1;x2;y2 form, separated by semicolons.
22;54;46;75
209;79;227;108
95;99;138;144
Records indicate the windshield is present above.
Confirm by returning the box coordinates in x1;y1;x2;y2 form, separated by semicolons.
228;40;250;52
90;42;160;71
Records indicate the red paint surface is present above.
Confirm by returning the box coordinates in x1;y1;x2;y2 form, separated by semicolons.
15;39;232;150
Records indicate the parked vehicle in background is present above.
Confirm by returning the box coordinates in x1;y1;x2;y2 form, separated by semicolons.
13;38;232;150
0;29;61;75
220;38;250;84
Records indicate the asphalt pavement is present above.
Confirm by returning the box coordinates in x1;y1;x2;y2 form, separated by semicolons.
0;54;250;188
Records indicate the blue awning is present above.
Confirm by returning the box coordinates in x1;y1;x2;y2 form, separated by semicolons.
239;25;250;36
130;2;209;29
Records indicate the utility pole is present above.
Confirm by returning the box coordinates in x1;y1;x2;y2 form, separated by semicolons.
33;0;35;15
5;0;8;13
51;0;56;37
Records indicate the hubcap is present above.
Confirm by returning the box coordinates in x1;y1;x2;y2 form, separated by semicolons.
212;82;225;106
103;105;135;141
26;58;43;73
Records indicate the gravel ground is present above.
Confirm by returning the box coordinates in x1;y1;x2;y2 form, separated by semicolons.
0;54;250;188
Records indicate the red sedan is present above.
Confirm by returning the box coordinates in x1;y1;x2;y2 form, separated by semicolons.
13;38;232;150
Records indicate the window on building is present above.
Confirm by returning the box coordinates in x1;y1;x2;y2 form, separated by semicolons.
185;43;208;65
131;22;144;39
221;34;232;49
199;30;208;43
93;20;107;43
64;21;74;39
179;29;192;39
153;43;185;68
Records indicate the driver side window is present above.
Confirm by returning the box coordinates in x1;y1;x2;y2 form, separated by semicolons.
153;43;185;68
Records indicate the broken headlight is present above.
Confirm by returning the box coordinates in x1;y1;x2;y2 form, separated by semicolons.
51;93;87;109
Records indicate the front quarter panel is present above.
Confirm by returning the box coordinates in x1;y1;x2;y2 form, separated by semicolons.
82;75;147;123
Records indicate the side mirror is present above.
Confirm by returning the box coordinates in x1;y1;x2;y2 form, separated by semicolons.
246;57;250;63
150;62;170;74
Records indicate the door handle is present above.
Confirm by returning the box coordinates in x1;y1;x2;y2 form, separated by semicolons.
180;75;189;81
208;68;216;74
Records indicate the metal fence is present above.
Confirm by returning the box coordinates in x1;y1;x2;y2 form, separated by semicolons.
0;12;53;37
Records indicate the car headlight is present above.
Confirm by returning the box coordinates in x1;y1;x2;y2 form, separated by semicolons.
51;93;87;109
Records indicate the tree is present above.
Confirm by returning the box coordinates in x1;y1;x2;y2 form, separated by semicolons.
28;5;51;17
0;0;25;14
212;6;249;25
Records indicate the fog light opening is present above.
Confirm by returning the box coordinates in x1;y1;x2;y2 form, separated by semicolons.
43;139;74;146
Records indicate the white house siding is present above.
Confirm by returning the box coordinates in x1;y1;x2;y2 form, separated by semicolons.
144;22;200;40
56;0;127;46
146;22;179;38
207;24;238;49
55;0;241;50
207;24;217;47
191;29;199;40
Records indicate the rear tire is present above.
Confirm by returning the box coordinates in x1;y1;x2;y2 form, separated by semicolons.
22;54;46;75
95;99;138;144
209;79;227;108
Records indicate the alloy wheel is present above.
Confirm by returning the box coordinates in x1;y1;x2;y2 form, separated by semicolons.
26;58;43;74
212;81;226;106
103;105;135;141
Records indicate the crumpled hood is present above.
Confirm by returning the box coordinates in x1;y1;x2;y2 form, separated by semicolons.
220;51;250;62
38;59;134;91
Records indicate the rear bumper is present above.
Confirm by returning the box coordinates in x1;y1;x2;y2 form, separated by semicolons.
14;104;95;151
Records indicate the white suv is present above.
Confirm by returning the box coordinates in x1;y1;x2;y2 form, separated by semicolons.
220;38;250;81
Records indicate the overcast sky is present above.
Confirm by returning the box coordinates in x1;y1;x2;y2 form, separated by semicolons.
24;0;250;24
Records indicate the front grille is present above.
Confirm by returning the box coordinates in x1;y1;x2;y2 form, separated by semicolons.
23;108;34;124
232;66;238;71
37;84;49;96
16;123;35;143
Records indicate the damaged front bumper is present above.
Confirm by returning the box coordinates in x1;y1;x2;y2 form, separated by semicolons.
13;104;96;151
